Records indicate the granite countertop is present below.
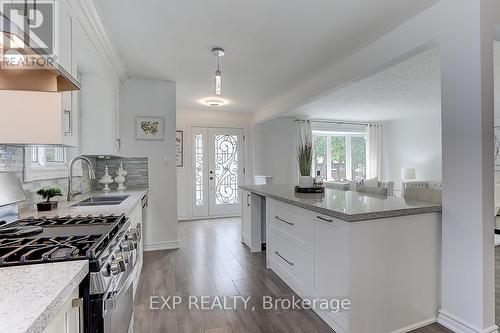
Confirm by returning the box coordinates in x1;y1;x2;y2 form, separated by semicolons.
240;184;442;222
19;188;148;219
0;261;88;333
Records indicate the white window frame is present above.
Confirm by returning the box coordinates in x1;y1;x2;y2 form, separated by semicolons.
24;147;82;182
313;130;366;181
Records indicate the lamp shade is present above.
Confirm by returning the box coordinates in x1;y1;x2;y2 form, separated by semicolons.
401;168;416;181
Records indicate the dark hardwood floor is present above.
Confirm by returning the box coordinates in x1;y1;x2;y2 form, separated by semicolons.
133;218;453;333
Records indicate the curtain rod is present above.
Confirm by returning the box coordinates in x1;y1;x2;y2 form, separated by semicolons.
294;119;378;127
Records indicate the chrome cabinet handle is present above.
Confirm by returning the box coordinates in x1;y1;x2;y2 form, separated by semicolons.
275;216;294;226
116;138;121;150
72;298;84;333
275;251;294;266
246;194;250;206
64;109;72;135
316;216;334;223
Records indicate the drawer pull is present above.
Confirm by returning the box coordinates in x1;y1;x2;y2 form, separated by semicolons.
316;216;334;223
275;251;294;266
275;216;294;226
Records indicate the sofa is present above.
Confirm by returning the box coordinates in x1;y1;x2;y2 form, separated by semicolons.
402;181;442;203
356;180;394;197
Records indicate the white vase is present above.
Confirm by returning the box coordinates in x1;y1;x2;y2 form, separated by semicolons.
299;175;313;188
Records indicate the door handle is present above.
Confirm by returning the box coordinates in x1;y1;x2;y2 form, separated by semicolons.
64;109;72;135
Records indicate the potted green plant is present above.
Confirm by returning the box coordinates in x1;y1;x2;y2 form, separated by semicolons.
36;187;62;211
297;142;313;188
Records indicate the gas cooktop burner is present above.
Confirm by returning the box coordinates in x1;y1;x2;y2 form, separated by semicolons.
0;225;43;238
20;214;122;226
0;214;127;267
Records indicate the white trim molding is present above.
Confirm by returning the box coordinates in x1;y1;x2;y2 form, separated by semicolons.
438;310;499;333
144;240;180;252
69;0;128;83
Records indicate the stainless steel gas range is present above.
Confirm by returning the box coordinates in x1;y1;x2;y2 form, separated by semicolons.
0;214;141;333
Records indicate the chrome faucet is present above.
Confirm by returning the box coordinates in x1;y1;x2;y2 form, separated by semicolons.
67;156;96;201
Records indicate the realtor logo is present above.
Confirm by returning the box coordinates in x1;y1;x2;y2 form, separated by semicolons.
1;0;55;55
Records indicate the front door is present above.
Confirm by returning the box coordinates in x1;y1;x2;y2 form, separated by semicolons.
192;127;244;217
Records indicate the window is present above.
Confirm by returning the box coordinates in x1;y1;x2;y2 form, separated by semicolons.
24;146;72;182
31;147;65;165
313;131;366;181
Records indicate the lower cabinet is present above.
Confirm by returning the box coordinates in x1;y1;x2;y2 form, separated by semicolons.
241;189;251;246
266;198;440;333
314;215;350;333
42;287;82;333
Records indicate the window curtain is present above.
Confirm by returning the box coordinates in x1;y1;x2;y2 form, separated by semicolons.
366;124;382;178
296;119;312;150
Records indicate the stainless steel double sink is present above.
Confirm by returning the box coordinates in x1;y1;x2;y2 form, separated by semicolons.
72;195;129;207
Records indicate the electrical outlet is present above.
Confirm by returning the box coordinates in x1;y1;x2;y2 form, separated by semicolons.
164;156;169;166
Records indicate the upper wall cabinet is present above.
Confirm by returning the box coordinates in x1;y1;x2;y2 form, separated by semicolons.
58;0;79;147
79;74;122;156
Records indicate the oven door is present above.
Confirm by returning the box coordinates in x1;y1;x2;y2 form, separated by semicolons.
102;256;137;332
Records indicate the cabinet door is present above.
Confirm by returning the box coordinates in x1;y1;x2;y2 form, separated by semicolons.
241;190;251;245
42;287;82;333
314;215;349;332
57;0;73;74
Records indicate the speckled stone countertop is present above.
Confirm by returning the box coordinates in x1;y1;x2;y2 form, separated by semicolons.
19;188;148;219
0;261;88;333
240;184;442;222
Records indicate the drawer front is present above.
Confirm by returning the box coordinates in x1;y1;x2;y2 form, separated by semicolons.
268;230;314;296
269;199;314;253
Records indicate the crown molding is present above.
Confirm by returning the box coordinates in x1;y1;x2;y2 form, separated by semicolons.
70;0;128;83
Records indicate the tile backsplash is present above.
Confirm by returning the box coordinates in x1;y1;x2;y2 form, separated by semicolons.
0;145;149;210
0;145;89;210
86;156;149;191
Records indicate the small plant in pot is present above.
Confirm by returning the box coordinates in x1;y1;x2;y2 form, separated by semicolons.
36;188;62;211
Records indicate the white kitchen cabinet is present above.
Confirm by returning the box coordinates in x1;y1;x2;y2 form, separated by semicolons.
264;198;440;333
79;73;122;155
58;0;79;147
314;215;349;333
240;190;263;252
42;286;82;333
241;189;251;245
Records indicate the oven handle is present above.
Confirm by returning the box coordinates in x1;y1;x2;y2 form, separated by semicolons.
104;257;138;314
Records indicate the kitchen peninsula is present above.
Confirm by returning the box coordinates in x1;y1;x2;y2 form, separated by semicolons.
240;184;442;333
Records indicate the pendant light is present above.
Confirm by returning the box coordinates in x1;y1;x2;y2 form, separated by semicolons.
212;47;224;95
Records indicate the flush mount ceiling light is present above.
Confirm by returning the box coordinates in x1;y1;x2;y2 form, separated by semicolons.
199;97;230;108
212;47;224;95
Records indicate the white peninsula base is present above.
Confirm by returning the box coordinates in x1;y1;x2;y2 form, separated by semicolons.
264;197;440;333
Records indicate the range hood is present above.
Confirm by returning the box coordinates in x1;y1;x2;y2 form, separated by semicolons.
0;13;80;92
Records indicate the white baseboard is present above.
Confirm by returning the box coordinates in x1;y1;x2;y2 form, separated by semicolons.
178;214;241;221
144;240;180;251
438;310;499;333
390;317;437;333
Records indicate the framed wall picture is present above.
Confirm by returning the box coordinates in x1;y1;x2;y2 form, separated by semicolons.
136;116;165;141
176;130;183;167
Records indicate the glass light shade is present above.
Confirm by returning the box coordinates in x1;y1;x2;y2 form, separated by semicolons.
215;70;222;95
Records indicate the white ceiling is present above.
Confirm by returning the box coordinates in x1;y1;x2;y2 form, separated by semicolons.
97;0;438;112
290;47;442;122
290;42;500;122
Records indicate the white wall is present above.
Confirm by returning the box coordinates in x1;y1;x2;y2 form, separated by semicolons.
381;112;442;191
120;79;178;250
254;117;298;185
176;109;254;220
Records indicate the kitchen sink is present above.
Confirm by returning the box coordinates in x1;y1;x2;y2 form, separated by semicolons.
72;195;129;207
